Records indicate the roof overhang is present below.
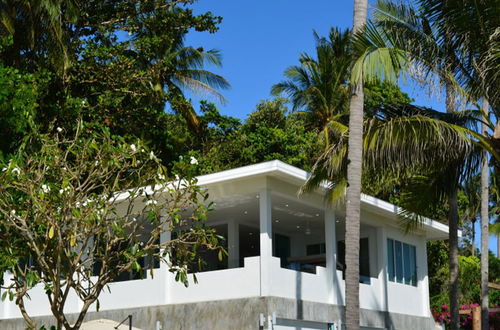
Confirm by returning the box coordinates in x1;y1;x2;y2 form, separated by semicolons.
197;160;452;240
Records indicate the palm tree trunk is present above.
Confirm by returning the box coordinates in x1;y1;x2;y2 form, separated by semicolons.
446;84;460;330
472;219;476;256
345;1;367;329
448;190;460;330
480;99;489;330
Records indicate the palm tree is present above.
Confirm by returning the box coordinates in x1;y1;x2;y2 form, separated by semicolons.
0;0;80;74
344;1;368;329
160;40;230;130
130;14;230;132
480;99;490;329
350;1;499;326
271;27;351;137
461;175;481;256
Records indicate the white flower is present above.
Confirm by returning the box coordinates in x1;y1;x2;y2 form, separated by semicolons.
56;127;63;132
2;167;6;172
41;184;50;193
175;174;180;181
146;199;158;206
157;173;166;180
10;210;16;216
11;167;20;176
95;160;99;166
59;189;64;195
62;166;67;171
190;156;198;165
130;144;137;153
149;151;156;160
75;202;81;208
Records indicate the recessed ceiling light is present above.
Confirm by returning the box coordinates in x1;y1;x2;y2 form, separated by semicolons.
285;204;289;207
275;220;280;223
296;225;301;229
249;232;253;236
315;213;320;217
336;220;340;223
244;211;248;214
256;195;259;199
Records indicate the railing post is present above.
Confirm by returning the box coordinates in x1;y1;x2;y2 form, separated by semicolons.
473;306;481;330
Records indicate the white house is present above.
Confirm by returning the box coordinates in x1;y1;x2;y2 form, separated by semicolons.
0;160;448;329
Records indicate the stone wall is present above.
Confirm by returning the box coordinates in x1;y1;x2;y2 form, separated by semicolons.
0;296;435;330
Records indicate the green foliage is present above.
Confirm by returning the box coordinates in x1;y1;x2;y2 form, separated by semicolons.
429;246;500;309
197;98;320;173
0;0;228;162
364;80;413;116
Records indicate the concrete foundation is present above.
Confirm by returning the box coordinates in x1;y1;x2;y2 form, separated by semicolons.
0;297;435;330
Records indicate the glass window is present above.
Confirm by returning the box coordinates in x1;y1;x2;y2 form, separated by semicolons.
337;238;371;284
387;238;417;286
410;245;417;286
403;243;411;285
395;240;403;283
359;238;370;279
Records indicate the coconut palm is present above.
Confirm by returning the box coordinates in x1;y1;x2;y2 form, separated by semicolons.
349;1;499;326
0;0;80;74
461;175;481;256
480;99;490;329
130;13;230;132
160;40;230;130
344;1;368;329
271;27;351;137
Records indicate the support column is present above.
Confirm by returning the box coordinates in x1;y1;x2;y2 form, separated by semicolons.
228;220;240;268
259;188;273;296
161;230;172;304
325;209;338;304
420;237;431;317
376;226;388;312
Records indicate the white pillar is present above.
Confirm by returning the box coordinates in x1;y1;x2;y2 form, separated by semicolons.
259;188;273;296
161;230;172;304
376;226;388;312
228;220;240;268
325;209;337;304
419;236;431;317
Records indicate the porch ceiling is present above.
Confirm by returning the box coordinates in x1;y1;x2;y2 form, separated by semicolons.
207;193;325;237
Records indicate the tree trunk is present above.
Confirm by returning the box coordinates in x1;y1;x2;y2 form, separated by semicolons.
472;219;476;256
446;84;460;330
345;1;367;329
448;190;460;330
480;99;489;330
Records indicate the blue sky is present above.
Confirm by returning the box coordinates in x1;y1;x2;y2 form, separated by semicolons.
184;0;496;255
184;0;445;118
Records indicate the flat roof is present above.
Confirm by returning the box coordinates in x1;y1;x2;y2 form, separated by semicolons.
197;160;451;240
